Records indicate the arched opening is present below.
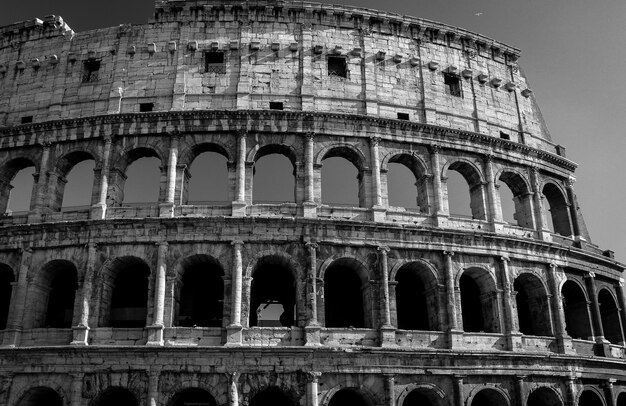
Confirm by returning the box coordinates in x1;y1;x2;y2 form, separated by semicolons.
387;153;429;212
616;392;626;406
459;268;499;333
470;389;508;406
513;273;553;336
403;390;438;406
579;390;604;406
16;387;63;406
324;259;370;328
250;256;297;327
562;280;593;340
0;264;14;329
321;147;365;207
542;183;572;237
55;151;95;211
90;387;138;406
249;387;294;406
252;146;296;204
187;151;229;204
498;172;534;228
395;262;439;331
598;289;624;344
1;158;35;214
176;255;224;327
106;257;150;328
169;388;217;406
527;387;563;406
446;161;486;220
328;388;371;406
123;156;161;204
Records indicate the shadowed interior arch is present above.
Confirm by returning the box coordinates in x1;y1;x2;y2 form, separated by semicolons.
598;289;624;344
104;257;150;328
527;387;563;406
395;262;440;331
616;392;626;406
403;390;438;406
323;258;371;328
328;388;372;406
470;389;508;406
90;387;138;406
578;391;604;406
25;260;77;329
169;388;217;406
561;280;593;340
249;387;294;406
175;255;224;327
250;255;297;327
16;387;62;406
460;268;500;333
542;183;572;236
514;273;553;336
0;263;14;329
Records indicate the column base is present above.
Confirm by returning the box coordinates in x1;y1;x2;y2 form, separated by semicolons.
302;202;317;218
70;325;90;346
159;203;175;218
491;220;506;233
379;325;396;347
447;329;464;349
372;206;386;222
507;332;523;351
225;324;244;346
1;329;21;347
231;201;246;217
90;203;107;220
432;213;449;228
304;324;322;346
537;230;552;241
556;334;575;355
146;324;164;346
594;337;611;357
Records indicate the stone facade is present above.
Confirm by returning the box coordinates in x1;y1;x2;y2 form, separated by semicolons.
0;1;625;406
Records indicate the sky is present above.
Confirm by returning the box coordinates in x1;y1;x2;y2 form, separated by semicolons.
2;0;626;261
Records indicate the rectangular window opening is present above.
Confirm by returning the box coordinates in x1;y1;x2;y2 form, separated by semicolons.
499;131;510;140
82;60;101;83
328;56;347;78
205;51;225;74
397;112;410;121
269;102;284;110
444;73;462;97
139;103;154;112
21;116;33;124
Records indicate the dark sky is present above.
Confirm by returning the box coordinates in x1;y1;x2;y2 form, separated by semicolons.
3;0;626;260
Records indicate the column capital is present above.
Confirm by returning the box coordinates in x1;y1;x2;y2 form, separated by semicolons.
86;242;98;250
231;240;245;247
443;250;454;257
619;278;625;287
227;371;240;381
306;371;322;382
500;256;510;262
306;242;319;250
156;241;169;248
566;176;576;188
548;262;558;270
484;153;494;162
19;246;33;255
584;271;596;279
304;131;315;140
377;245;390;254
515;375;527;381
370;136;381;146
103;134;114;144
428;144;441;154
168;129;182;138
39;136;53;148
603;379;616;388
237;129;248;138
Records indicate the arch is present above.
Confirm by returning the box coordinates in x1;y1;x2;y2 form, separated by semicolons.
497;170;534;228
26;259;78;329
101;256;151;328
397;383;446;406
384;153;431;213
115;145;164;173
54;150;97;211
444;158;487;220
326;387;374;406
468;387;510;406
168;388;218;406
174;255;224;327
0;157;37;214
316;144;367;171
527;387;564;406
178;142;231;168
598;288;624;344
513;272;553;336
249;254;298;327
616;392;626;406
250;143;298;166
0;263;14;329
186;150;230;204
561;279;593;340
459;267;500;333
90;387;139;406
578;389;606;406
395;261;441;331
323;257;372;328
249;386;295;406
320;145;367;208
252;144;297;204
16;386;63;406
107;147;162;207
542;182;572;237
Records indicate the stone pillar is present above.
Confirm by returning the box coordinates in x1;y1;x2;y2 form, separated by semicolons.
604;380;616;406
499;257;521;351
307;372;321;406
484;154;503;227
91;136;112;219
231;130;247;217
384;375;395;406
371;137;385;221
430;145;445;216
444;251;462;348
2;247;32;347
453;376;464;406
305;242;321;345
148;369;160;406
547;263;573;354
70;373;83;406
160;132;179;217
565;177;583;240
514;376;526;406
530;167;549;239
303;132;317;217
378;246;395;346
229;372;240;406
227;241;244;344
71;243;97;345
565;377;577;406
31;141;52;217
585;272;609;351
616;279;626;344
147;242;168;346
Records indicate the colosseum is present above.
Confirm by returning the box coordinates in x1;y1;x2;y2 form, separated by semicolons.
0;0;625;406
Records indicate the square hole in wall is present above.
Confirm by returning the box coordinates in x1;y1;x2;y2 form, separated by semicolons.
205;51;225;74
82;60;101;83
269;102;284;110
397;112;410;120
21;116;33;124
499;131;510;140
443;73;461;97
139;103;154;112
328;56;347;78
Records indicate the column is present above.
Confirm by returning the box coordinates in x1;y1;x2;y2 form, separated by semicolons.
71;243;97;345
160;132;179;217
229;372;240;406
303;132;316;217
500;257;521;350
371;137;385;221
384;375;395;406
91;136;112;219
453;376;465;406
547;263;573;354
604;380;616;406
70;373;83;406
305;242;321;345
147;242;168;346
227;241;244;345
307;372;321;406
378;246;394;346
530;167;548;239
232;130;247;216
484;154;502;225
148;369;160;406
514;376;526;406
565;377;576;406
565;177;583;240
31;141;51;216
616;279;626;344
429;145;445;215
2;247;32;347
585;272;607;346
444;251;462;348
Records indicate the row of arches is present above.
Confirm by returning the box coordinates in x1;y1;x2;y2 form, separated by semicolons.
2;253;623;345
14;383;626;406
2;141;575;236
